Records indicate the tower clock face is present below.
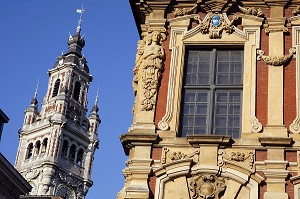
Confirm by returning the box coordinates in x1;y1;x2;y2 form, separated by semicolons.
55;184;76;199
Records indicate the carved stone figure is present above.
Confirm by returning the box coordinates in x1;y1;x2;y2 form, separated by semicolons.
173;5;197;17
135;30;166;111
231;152;245;161
238;6;264;17
189;175;226;199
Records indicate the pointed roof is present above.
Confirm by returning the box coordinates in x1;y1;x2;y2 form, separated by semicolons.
53;7;90;73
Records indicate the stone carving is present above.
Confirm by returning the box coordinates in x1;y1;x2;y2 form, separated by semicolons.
168;150;200;161
189;175;226;199
58;171;82;187
257;48;296;66
25;168;41;180
133;29;166;111
173;5;197;17
218;149;255;169
293;6;300;15
238;6;264;17
194;13;238;39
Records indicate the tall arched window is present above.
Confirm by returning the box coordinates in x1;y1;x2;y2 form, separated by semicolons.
41;138;48;155
73;81;81;101
35;141;41;156
26;143;34;159
61;140;69;158
76;148;84;166
52;79;61;97
69;144;76;162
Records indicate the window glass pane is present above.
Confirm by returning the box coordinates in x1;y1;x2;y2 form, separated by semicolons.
194;127;208;135
214;90;241;137
185;74;197;85
180;49;243;138
184;91;196;102
188;51;199;62
216;50;243;85
187;63;198;73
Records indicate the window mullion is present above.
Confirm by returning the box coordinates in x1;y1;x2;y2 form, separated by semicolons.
208;49;217;135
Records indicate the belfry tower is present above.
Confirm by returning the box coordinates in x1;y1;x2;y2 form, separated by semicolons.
15;9;100;199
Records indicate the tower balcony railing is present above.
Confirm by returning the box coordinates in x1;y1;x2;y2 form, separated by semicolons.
59;155;84;175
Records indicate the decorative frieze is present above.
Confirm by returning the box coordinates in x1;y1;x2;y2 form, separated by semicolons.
169;150;200;161
193;13;238;39
257;48;296;66
161;147;200;164
133;28;166;111
218;149;255;169
189;175;226;199
238;6;264;17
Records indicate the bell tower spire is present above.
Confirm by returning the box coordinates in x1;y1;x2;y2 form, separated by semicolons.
15;8;99;199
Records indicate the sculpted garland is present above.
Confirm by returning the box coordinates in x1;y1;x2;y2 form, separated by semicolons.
133;30;166;111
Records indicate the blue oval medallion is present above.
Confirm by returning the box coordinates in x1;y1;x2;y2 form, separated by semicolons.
212;15;221;27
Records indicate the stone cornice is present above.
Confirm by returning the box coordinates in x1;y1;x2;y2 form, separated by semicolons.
120;133;159;155
259;137;293;146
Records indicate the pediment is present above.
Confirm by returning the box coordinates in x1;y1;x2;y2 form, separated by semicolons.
182;13;249;45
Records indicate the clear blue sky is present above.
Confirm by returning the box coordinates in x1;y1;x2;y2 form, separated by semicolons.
0;1;139;198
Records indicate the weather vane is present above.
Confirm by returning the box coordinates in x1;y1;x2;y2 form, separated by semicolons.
95;86;99;105
34;79;39;99
76;5;85;32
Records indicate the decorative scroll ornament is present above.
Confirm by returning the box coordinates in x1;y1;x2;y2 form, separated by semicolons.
257;48;296;66
189;175;226;199
293;6;300;15
238;6;264;17
194;13;238;39
290;117;300;134
173;5;197;17
136;29;166;111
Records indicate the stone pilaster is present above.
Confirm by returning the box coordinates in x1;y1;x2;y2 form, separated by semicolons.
264;7;288;137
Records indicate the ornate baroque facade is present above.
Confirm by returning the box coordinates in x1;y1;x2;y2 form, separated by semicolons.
119;1;300;199
15;21;100;199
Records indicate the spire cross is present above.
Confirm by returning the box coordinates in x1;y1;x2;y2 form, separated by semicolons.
34;79;39;98
76;5;85;32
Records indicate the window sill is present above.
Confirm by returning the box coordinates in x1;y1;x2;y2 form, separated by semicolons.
186;135;232;146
